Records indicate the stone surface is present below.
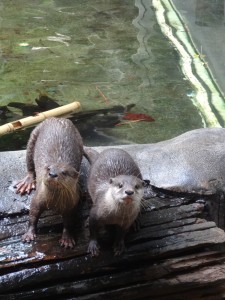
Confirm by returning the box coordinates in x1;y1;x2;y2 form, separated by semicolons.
97;127;225;195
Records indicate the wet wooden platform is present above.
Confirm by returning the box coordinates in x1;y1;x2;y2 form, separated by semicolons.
1;192;225;300
1;150;225;299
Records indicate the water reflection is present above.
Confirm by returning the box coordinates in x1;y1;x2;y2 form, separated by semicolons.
132;0;154;88
172;0;225;125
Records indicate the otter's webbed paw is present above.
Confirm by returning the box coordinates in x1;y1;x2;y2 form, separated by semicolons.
87;240;100;257
59;237;75;249
14;174;36;195
22;230;36;243
59;233;76;249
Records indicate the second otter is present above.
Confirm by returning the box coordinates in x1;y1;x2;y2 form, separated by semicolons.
87;148;146;256
15;117;83;248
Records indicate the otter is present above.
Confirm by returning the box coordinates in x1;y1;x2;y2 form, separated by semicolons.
15;117;83;248
87;148;146;256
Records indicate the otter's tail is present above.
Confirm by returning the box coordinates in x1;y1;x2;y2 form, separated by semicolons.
83;147;100;165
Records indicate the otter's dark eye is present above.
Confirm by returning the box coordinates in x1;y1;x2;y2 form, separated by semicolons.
135;185;140;189
62;171;67;176
118;183;123;188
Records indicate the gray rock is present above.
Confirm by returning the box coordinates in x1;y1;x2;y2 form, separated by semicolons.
123;127;225;195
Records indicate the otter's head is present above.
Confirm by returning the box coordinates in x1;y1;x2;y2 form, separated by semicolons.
41;163;80;213
43;163;79;189
108;175;146;206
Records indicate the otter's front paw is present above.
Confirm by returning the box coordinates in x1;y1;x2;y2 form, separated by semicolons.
59;236;76;249
22;231;36;243
87;240;100;257
14;173;36;195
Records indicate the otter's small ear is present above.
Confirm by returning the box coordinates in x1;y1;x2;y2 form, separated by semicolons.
143;179;150;187
109;178;114;184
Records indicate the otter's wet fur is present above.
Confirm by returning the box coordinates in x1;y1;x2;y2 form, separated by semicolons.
87;148;146;256
15;117;83;248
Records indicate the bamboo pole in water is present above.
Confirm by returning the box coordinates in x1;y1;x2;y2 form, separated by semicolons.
0;101;81;136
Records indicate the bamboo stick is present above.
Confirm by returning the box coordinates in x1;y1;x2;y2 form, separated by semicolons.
0;101;80;136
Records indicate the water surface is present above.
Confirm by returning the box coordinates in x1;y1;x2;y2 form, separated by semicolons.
0;0;209;150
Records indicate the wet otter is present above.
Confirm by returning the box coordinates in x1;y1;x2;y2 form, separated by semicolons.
87;148;146;256
15;117;83;248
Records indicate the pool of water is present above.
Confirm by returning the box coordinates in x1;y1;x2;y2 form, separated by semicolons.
0;0;223;151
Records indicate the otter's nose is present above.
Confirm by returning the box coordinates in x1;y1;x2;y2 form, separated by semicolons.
125;190;134;196
49;172;58;178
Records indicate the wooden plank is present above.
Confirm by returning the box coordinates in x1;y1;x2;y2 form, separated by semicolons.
2;252;225;300
141;203;205;226
0;202;209;267
1;168;225;299
128;220;217;243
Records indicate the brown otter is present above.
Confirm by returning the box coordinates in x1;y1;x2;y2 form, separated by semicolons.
87;148;146;256
15;117;83;248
